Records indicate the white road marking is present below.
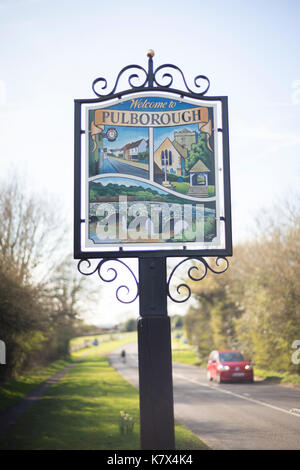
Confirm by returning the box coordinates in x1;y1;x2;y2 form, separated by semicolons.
173;373;300;420
118;348;300;421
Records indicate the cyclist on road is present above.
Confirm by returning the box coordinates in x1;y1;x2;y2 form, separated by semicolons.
121;349;126;363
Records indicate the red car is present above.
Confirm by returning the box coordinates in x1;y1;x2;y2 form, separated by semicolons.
207;350;254;384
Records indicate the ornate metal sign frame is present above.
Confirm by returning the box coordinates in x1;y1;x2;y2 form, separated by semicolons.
74;52;232;260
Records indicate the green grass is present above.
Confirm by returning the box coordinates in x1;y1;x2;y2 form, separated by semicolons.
171;183;215;197
0;333;137;414
171;182;190;194
171;332;200;366
0;355;140;450
71;331;137;359
175;422;209;450
0;332;208;450
70;332;110;348
254;367;300;387
0;358;71;413
172;349;200;365
207;185;215;197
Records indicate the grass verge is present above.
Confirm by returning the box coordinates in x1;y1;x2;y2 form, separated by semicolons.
0;334;208;450
254;368;300;387
0;333;137;414
0;358;71;413
171;332;201;366
70;331;137;360
172;349;201;365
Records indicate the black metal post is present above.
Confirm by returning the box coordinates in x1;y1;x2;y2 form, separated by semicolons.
137;257;175;450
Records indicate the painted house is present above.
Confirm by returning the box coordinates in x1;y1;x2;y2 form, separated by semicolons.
154;137;187;176
122;138;148;161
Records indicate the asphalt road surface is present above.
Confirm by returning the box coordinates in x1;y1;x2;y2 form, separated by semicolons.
102;156;149;179
109;342;300;450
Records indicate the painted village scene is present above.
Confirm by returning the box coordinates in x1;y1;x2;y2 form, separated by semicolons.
87;97;218;245
153;125;215;198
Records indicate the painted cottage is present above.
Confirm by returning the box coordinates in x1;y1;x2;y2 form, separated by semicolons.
122;138;148;161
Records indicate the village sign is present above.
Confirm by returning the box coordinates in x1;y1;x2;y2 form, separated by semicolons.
74;51;232;450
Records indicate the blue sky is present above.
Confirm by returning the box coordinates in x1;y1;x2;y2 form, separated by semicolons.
1;0;299;323
102;125;149;151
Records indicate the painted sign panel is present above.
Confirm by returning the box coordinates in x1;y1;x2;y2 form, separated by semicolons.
85;94;223;250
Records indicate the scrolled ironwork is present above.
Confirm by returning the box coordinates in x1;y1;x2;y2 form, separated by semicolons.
92;64;148;98
91;52;210;98
153;64;210;96
77;258;139;304
167;257;229;303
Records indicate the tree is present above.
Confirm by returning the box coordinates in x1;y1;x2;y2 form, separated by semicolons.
184;305;213;362
185;134;214;184
233;213;300;372
41;256;89;357
0;176;66;284
0;268;48;378
120;318;137;332
170;314;183;330
182;199;300;374
0;175;89;378
184;259;240;359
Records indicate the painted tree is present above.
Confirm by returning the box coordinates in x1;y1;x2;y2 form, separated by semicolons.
185;133;214;185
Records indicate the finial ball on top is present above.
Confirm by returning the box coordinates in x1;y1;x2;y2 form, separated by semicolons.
147;49;155;58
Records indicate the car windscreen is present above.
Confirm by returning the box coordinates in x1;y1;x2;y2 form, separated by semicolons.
219;352;245;362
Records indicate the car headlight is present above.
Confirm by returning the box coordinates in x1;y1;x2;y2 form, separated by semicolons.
218;364;230;371
245;364;253;370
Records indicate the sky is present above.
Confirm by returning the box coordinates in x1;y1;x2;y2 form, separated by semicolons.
1;0;300;325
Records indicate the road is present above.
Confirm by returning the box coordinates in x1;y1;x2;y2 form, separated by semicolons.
102;156;149;179
109;342;300;450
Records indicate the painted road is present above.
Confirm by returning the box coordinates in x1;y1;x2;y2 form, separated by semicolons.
102;156;149;179
109;342;300;450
